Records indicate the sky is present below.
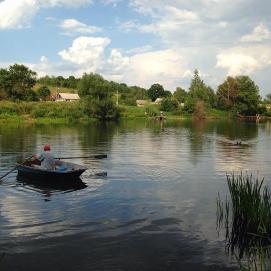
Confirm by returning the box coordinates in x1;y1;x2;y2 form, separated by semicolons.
0;0;271;96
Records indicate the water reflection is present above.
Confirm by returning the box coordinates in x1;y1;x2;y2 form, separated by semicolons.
16;176;87;201
1;119;271;270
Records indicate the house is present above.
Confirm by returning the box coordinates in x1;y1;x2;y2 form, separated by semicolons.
136;100;149;107
55;93;80;102
154;98;163;104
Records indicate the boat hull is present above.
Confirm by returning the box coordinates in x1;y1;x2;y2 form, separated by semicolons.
17;161;87;182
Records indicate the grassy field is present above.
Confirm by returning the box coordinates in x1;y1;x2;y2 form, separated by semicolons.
0;100;232;124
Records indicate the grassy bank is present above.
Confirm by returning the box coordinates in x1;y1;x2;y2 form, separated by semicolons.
0;101;86;124
0;101;232;124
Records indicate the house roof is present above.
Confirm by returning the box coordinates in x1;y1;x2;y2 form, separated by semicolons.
58;93;80;100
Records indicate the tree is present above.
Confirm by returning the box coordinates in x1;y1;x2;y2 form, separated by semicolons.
186;69;215;111
216;75;260;115
147;83;165;101
217;76;238;109
0;68;10;99
160;98;179;112
37;85;51;101
264;94;271;103
78;73;112;99
173;87;187;103
83;97;120;121
5;64;37;100
235;76;260;115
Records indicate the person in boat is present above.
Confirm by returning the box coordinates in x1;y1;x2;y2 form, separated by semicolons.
32;144;56;170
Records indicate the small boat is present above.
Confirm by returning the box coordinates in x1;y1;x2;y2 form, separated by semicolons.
17;160;87;181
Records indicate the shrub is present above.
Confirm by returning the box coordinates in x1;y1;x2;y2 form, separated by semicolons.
160;97;179;112
144;105;159;117
84;98;120;121
193;101;206;119
37;86;51;101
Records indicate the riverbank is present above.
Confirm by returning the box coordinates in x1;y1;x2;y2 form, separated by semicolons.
0;101;232;124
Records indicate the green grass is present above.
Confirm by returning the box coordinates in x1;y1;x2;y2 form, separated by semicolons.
0;101;233;123
119;105;147;118
206;108;232;118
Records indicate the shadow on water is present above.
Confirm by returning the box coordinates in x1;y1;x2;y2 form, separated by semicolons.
16;176;87;199
217;173;271;270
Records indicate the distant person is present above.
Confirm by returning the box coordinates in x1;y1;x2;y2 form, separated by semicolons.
159;111;164;121
33;144;56;170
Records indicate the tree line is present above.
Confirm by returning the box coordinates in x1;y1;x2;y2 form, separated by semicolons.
0;63;269;117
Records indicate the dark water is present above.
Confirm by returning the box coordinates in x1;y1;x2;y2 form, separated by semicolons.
0;119;271;271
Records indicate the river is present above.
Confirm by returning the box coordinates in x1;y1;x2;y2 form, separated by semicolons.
0;119;271;270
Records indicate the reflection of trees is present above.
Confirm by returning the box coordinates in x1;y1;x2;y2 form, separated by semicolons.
180;119;214;165
215;120;258;141
78;122;117;152
0;124;38;167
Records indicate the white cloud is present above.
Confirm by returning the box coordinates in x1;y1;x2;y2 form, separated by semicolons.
0;0;93;29
216;45;271;76
60;18;102;35
240;23;271;42
108;49;129;72
126;45;153;54
101;0;122;7
119;20;140;32
58;36;111;72
56;37;188;90
123;49;188;89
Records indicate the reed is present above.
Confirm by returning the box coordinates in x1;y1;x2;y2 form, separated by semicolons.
217;172;271;270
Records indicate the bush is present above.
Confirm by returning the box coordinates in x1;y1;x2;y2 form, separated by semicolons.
193;100;206;119
37;86;51;101
84;98;120;121
160;97;179;112
120;94;136;106
144;105;159;117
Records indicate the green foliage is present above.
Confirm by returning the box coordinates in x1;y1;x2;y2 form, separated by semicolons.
78;73;113;99
38;75;79;89
173;87;187;103
235;76;260;115
164;90;172;97
37;85;51;101
147;83;165;102
0;64;37;100
187;69;216;110
217;173;271;270
145;104;159;117
160;97;179;112
217;76;238;109
120;93;136;106
8;64;37;100
83;97;120;121
217;76;260;115
118;105;146;118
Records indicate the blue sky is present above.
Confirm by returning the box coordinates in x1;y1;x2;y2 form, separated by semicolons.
0;0;271;96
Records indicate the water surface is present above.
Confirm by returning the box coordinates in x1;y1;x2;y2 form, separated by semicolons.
1;119;271;270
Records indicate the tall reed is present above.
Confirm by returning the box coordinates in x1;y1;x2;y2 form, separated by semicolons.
217;172;271;270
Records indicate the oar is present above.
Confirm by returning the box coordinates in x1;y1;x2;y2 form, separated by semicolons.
0;156;32;181
56;154;107;160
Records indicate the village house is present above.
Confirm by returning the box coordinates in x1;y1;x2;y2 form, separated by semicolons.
55;93;80;102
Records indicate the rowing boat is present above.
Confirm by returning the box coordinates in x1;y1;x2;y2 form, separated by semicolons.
17;160;87;181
